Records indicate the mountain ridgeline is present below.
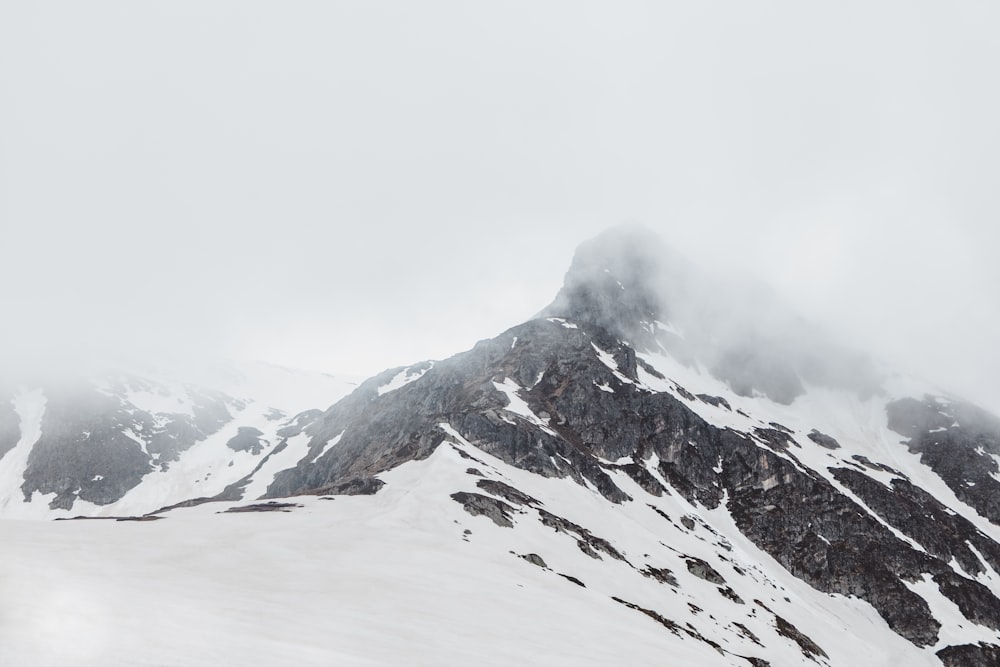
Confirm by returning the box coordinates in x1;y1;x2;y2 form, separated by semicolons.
3;225;1000;665
261;226;1000;664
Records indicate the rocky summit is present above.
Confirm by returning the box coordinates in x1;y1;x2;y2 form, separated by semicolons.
2;225;999;666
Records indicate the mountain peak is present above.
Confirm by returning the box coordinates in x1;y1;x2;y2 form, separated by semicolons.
544;224;686;350
546;224;881;404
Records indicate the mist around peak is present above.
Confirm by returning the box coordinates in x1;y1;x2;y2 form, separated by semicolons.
546;224;883;404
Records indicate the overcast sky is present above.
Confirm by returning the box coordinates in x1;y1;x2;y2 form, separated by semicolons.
1;2;998;412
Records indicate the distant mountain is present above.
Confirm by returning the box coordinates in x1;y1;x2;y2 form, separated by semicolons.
3;225;999;666
0;361;357;517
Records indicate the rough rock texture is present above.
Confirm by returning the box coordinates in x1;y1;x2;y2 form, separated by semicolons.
18;377;239;509
830;467;1000;579
450;491;515;528
937;642;1000;667
888;396;1000;525
773;614;827;661
686;557;726;585
258;310;997;647
22;383;153;509
255;227;1000;654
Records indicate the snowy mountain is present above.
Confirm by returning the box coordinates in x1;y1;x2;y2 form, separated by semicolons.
2;225;1000;666
0;361;358;518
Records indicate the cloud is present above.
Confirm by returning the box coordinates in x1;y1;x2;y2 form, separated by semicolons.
1;2;997;412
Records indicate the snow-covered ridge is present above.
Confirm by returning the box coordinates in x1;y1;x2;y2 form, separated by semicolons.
0;361;359;519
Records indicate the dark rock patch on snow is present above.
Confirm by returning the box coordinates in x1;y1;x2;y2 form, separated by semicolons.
450;491;515;528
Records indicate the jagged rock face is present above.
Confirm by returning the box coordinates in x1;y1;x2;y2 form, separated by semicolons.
22;383;153;509
6;375;255;511
888;396;1000;524
938;642;1000;667
266;313;1000;649
261;226;1000;659
5;227;1000;663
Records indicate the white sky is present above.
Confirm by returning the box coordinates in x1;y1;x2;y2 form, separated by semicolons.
1;2;998;413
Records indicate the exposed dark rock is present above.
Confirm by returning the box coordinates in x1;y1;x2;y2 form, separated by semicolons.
806;429;840;450
21;383;153;509
450;491;515;528
223;502;302;513
610;596;683;637
931;570;1000;631
641;566;678;586
830;467;1000;578
673;384;697;401
13;375;243;510
603;461;668;497
733;622;763;646
537;508;626;561
312;477;384;496
476;479;540;506
226;427;266;455
850;455;905;478
558;573;586;587
55;514;164;521
276;410;323;438
206;226;1000;653
773;614;827;661
697;394;732;410
636;358;665;379
887;397;1000;526
753;427;797;450
686;557;726;585
519;553;547;568
937;642;1000;667
725;453;943;646
719;586;745;604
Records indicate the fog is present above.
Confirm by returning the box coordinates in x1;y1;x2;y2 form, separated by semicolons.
1;2;998;413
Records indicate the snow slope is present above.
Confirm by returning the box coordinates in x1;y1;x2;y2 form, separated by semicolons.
0;441;939;667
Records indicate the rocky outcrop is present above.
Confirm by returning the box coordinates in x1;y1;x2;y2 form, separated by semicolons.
888;396;1000;525
18;377;241;509
251;228;1000;654
22;383;153;509
450;491;515;528
226;427;266;455
937;643;1000;667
